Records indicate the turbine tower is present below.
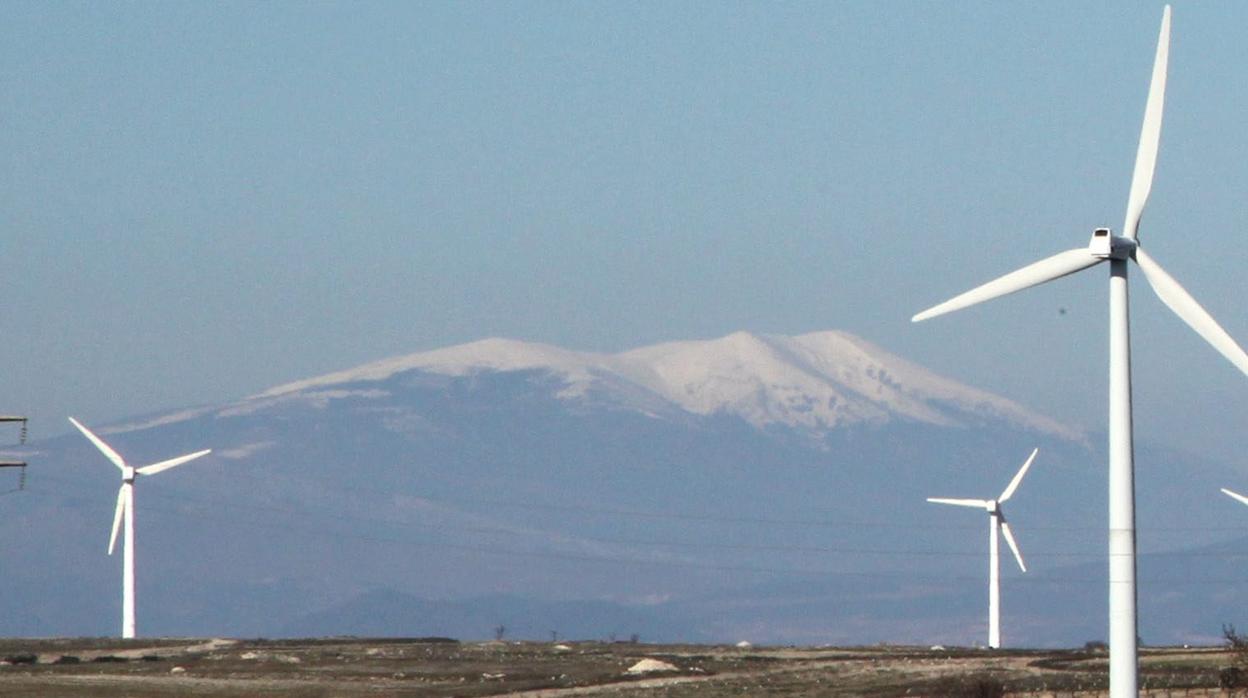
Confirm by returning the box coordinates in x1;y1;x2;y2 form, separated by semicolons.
928;448;1037;649
913;7;1248;696
69;417;210;639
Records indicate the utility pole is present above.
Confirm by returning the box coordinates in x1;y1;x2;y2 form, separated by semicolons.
0;417;28;489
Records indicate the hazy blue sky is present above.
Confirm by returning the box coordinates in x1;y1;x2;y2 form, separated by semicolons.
3;2;1248;463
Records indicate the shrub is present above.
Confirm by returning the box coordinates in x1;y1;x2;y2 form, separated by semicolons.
1225;624;1248;670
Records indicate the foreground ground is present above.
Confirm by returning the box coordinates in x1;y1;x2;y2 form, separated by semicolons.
0;637;1242;697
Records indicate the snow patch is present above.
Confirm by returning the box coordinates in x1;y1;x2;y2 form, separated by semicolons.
219;389;389;417
255;338;600;398
110;408;213;435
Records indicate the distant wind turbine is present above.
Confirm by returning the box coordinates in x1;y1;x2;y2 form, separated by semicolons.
912;7;1248;696
928;448;1037;649
69;417;211;639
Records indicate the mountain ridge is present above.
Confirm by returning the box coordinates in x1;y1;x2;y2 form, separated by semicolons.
244;329;1082;443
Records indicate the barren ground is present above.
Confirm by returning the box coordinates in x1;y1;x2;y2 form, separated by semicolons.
0;637;1241;697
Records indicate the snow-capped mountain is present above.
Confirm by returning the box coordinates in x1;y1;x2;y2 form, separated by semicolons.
249;329;1079;440
6;329;1239;646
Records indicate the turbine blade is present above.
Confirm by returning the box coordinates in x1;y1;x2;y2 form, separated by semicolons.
1222;488;1248;507
68;417;127;470
108;486;126;555
999;448;1040;503
1122;5;1171;241
1000;520;1026;572
136;449;211;476
912;249;1101;322
1135;248;1248;376
926;497;991;509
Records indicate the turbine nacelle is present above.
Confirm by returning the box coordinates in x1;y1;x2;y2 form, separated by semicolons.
1088;228;1138;261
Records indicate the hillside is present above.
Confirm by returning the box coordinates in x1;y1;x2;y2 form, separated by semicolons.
2;329;1243;646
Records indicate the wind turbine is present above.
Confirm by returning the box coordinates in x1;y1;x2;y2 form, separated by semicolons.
69;417;210;639
912;7;1248;696
1221;488;1248;507
928;448;1037;649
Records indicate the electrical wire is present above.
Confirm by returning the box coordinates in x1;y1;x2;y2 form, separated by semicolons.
16;480;1248;586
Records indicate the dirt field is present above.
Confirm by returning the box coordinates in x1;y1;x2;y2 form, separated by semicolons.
0;637;1241;697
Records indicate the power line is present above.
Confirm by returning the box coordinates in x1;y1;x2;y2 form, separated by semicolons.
17;483;1248;588
27;464;1248;537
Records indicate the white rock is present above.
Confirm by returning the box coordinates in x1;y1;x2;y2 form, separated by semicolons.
626;658;679;675
735;641;752;649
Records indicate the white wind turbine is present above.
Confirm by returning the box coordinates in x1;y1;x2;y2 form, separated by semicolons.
1221;488;1248;507
928;448;1037;649
69;417;211;639
913;7;1248;696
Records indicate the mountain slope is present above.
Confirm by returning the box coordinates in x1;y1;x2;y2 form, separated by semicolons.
5;329;1239;646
